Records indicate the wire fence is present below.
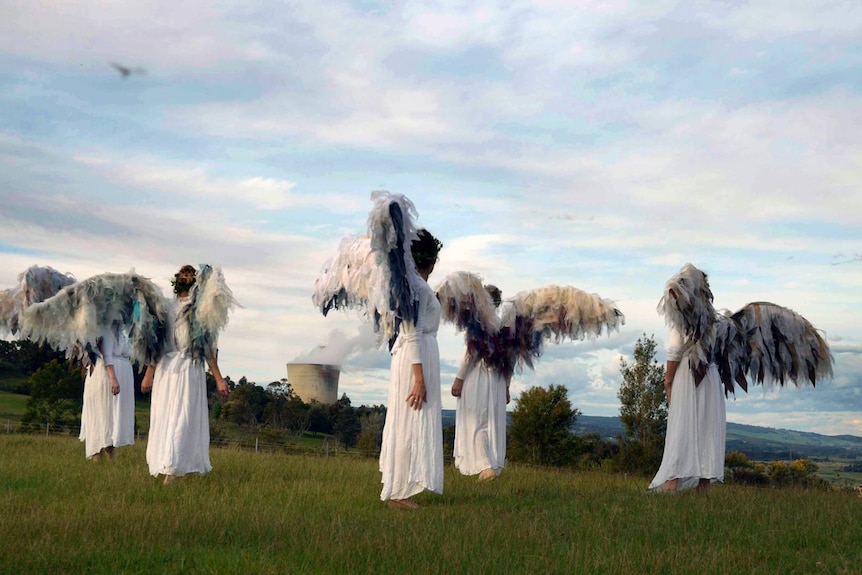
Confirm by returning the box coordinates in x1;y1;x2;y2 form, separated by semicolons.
5;419;388;460
5;419;472;465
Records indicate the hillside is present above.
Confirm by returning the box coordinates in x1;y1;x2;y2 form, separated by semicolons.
445;410;862;461
572;414;862;460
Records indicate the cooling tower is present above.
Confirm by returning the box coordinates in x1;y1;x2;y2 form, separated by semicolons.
286;363;340;404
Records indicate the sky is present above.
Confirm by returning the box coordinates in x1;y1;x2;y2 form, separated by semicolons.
1;0;861;437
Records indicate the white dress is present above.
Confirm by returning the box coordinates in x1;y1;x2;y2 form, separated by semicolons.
453;355;507;477
79;326;135;458
147;297;213;477
379;280;443;501
649;327;726;491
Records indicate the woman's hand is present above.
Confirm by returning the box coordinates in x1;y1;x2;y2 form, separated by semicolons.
106;365;120;395
406;364;426;410
141;366;155;394
216;376;230;398
451;378;463;397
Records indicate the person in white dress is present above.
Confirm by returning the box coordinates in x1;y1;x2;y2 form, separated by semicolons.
649;277;726;493
79;323;135;460
379;229;444;509
142;265;230;485
451;285;510;482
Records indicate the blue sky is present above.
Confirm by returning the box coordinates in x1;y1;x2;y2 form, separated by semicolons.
1;1;861;436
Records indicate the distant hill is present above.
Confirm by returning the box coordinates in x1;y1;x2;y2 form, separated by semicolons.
443;410;862;461
575;415;862;460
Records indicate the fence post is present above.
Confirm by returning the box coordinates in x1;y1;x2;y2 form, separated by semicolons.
46;422;50;437
255;437;259;452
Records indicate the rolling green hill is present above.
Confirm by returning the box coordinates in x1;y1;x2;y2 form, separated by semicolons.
572;414;862;460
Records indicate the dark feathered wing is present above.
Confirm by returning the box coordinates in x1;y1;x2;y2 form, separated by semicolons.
313;191;422;350
0;265;76;335
435;270;503;367
720;302;833;392
20;270;170;367
501;285;625;374
657;263;717;385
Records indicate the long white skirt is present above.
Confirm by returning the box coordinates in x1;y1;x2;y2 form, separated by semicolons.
649;360;726;491
379;333;443;501
146;352;212;477
454;363;507;476
79;357;135;458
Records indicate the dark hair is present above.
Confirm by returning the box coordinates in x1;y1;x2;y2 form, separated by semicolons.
171;264;197;294
484;284;502;308
411;229;442;272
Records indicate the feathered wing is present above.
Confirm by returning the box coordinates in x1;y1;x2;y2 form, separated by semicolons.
367;190;422;349
435;270;501;364
20;270;170;367
711;313;750;396
502;285;625;374
0;265;76;335
721;302;833;392
312;234;381;316
177;265;240;362
312;191;422;350
657;263;717;384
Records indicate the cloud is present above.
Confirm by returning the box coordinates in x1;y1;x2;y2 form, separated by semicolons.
291;323;380;366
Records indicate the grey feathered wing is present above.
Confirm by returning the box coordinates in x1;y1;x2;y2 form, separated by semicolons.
20;270;170;368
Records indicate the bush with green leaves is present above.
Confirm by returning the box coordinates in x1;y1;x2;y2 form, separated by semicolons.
20;359;83;433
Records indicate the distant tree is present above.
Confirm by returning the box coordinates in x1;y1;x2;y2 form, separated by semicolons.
331;394;361;448
262;379;298;429
572;432;620;471
307;401;332;434
0;340;66;392
725;451;769;486
508;384;580;467
20;360;83;432
616;334;667;474
356;410;385;457
769;459;828;488
220;378;267;430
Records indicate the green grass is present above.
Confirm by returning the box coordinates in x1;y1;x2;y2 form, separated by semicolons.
0;390;27;425
1;435;861;574
814;460;862;488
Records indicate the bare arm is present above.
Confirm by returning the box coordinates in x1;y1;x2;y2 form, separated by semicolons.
206;353;230;398
665;360;680;404
141;365;155;393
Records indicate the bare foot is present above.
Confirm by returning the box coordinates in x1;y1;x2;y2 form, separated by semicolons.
659;478;679;492
162;474;176;486
105;446;115;460
387;499;419;510
91;452;101;462
477;468;497;483
696;478;710;494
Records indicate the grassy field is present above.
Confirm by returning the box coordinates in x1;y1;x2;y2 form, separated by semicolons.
1;435;861;575
0;390;27;425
